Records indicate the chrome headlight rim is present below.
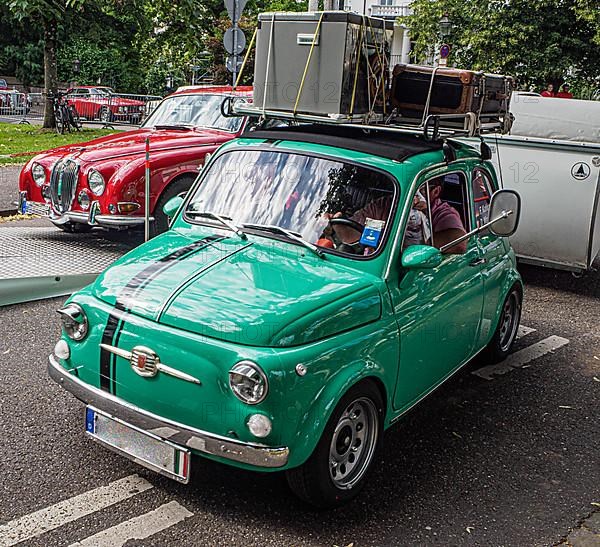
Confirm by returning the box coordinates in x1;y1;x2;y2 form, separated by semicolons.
228;360;269;405
58;303;89;341
87;169;106;196
31;162;46;186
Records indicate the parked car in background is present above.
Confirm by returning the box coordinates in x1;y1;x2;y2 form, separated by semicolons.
0;89;30;115
18;86;252;235
49;123;523;508
0;79;9;90
66;86;146;124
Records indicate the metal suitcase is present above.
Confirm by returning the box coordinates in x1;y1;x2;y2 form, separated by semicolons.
390;64;513;120
254;12;392;118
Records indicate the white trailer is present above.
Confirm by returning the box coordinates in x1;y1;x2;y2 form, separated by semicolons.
485;93;600;272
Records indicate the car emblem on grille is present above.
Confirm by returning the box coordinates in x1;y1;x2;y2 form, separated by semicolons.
99;342;201;384
130;346;158;378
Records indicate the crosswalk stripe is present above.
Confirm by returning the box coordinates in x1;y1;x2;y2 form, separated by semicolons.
68;501;193;547
517;325;536;339
473;335;570;381
0;475;153;546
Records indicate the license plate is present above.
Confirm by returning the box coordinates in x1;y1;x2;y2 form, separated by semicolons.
85;406;190;483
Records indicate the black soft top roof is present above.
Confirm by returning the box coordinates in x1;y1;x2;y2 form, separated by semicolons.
241;124;444;162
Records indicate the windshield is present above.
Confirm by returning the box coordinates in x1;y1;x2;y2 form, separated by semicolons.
91;88;113;96
142;94;244;132
185;149;397;257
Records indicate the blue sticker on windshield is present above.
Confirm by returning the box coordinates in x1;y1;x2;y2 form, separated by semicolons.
360;218;385;247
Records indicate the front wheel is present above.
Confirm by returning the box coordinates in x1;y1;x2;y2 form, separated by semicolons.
286;381;383;509
98;106;113;123
483;285;522;363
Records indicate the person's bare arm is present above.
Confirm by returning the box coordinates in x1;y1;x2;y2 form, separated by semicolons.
433;228;468;254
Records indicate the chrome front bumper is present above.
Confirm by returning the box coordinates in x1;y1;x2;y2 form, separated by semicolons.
49;211;150;227
48;354;290;469
19;194;151;228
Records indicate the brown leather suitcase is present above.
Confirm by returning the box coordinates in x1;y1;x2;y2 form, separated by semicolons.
390;64;513;120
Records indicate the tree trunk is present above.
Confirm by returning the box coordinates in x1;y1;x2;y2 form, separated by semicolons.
43;19;58;129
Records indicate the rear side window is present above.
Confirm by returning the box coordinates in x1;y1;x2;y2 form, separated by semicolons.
472;169;494;228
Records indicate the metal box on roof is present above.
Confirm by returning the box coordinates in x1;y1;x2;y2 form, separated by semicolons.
253;12;392;119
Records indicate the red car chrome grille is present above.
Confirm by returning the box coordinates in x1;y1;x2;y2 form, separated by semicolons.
49;158;79;214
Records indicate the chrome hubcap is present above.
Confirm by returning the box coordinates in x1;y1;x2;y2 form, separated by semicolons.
329;397;378;490
499;292;520;352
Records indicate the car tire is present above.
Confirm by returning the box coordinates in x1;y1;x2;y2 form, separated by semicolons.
98;106;113;123
150;175;196;238
286;380;384;509
483;284;522;363
57;222;93;233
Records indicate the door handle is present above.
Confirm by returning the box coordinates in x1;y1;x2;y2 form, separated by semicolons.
469;257;487;267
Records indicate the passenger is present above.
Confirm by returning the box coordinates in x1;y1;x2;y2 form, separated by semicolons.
425;178;467;254
403;191;431;248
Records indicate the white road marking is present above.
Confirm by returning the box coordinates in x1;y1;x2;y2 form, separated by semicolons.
517;325;536;339
69;501;193;547
473;335;570;380
0;475;153;546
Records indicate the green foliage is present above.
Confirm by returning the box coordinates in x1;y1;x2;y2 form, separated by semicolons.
403;0;600;93
0;122;116;164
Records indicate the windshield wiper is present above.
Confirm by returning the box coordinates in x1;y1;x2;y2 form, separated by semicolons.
242;223;324;258
186;211;247;240
153;124;193;131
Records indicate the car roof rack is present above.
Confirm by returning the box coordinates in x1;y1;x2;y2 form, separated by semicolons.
229;100;510;142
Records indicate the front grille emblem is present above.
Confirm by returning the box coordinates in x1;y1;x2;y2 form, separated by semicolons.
130;346;159;378
99;343;201;385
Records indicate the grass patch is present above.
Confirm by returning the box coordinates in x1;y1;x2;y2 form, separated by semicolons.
0;123;118;165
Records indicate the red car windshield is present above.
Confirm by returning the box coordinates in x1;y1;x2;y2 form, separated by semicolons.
142;93;244;133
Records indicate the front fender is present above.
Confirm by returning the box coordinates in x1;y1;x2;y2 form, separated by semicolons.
285;361;388;469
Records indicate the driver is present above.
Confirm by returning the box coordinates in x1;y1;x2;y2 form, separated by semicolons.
327;178;467;255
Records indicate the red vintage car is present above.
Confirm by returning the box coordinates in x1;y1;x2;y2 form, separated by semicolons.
66;86;146;123
18;86;252;235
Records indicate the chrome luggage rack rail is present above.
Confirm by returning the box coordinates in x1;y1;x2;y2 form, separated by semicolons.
227;100;513;142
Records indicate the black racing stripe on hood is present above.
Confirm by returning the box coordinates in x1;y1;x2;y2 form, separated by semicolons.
99;234;224;393
116;235;225;309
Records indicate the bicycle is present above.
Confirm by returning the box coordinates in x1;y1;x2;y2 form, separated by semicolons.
51;92;82;134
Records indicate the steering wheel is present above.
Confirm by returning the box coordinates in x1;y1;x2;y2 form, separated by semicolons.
328;217;365;234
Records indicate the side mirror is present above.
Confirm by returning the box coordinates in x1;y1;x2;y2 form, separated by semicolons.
163;195;183;218
402;245;443;269
489;189;521;237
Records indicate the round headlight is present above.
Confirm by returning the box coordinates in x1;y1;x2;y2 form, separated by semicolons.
88;169;105;196
229;361;268;405
31;162;46;186
78;190;91;210
58;303;88;341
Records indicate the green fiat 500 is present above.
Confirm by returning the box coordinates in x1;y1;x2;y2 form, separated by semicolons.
49;124;523;508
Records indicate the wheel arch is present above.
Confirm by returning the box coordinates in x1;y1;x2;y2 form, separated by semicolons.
285;364;389;470
153;171;198;211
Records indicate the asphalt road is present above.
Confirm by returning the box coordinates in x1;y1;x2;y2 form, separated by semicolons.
0;250;598;545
